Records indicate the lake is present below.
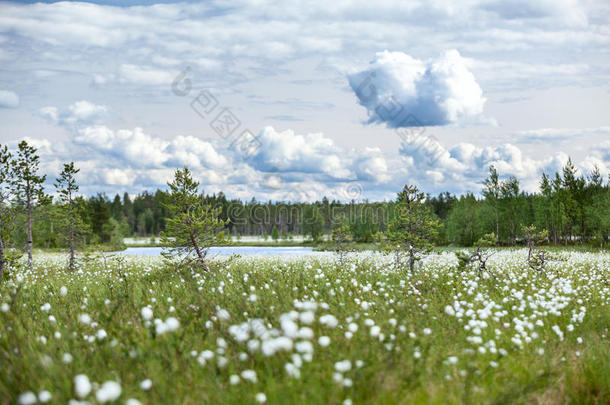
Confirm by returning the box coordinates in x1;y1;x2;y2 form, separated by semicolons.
114;246;325;256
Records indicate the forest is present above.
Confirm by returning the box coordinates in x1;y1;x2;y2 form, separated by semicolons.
3;140;609;250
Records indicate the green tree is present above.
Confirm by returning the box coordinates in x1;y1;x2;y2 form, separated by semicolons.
331;216;352;265
0;145;13;278
271;225;279;242
55;162;88;271
303;205;325;242
387;185;440;273
161;168;229;271
482;165;501;237
11;141;48;267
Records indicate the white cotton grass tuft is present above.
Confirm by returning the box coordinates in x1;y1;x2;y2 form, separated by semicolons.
74;374;92;398
78;314;92;325
60;286;68;296
318;336;331;347
140;379;152;391
18;392;37;405
255;392;267;403
141;306;153;321
95;381;122;403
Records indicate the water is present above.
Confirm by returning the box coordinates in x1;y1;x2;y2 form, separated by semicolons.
113;246;323;256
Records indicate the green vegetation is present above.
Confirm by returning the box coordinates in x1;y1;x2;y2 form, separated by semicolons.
1;251;608;404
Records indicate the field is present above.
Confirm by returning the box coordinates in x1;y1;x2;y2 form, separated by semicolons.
1;250;609;404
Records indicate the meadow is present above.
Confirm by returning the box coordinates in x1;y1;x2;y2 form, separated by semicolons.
1;250;609;404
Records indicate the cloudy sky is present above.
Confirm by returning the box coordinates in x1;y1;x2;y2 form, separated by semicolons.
1;0;609;201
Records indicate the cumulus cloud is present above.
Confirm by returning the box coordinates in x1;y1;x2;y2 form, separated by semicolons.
40;100;107;127
348;50;487;127
0;90;19;108
396;136;600;193
249;126;389;183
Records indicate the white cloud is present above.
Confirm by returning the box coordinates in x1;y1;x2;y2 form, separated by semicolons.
0;90;19;108
40;100;107;127
249;126;389;183
119;64;175;86
348;50;487;127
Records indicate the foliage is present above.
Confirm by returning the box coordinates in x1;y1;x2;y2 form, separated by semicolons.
387;185;441;273
331;216;353;265
160;168;229;271
10;141;48;267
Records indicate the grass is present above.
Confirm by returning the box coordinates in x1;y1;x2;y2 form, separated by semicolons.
0;249;608;404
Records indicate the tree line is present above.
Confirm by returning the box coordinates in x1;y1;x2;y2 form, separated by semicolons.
1;140;609;275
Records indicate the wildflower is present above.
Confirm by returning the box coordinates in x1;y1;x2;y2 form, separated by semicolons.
319;314;338;328
40;303;51;312
141;307;153;321
95;381;122;403
241;369;257;383
38;391;52;403
423;328;432;335
299;311;315;324
18;392;37;405
318;336;331;347
334;360;351;373
229;375;240;385
285;362;301;378
140;379;152;391
96;329;107;340
126;399;142;405
78;314;91;325
60;286;68;296
74;374;92;398
255;393;267;403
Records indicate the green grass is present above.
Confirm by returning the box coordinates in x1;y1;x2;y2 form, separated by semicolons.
0;250;608;404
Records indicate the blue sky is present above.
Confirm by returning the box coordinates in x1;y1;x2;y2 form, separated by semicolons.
0;0;609;201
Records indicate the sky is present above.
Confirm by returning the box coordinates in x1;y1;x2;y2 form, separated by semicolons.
0;0;609;201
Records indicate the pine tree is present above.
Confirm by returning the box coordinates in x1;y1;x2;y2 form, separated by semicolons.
11;141;48;268
55;162;87;271
331;216;352;265
161;168;229;271
0;145;13;278
482;165;501;238
271;225;279;242
387;185;440;273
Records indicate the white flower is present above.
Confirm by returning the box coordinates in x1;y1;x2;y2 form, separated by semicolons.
141;307;153;321
334;360;351;373
62;353;73;364
74;374;92;399
95;381;122;403
319;314;338;328
0;302;9;312
165;317;180;331
255;393;267;403
285;362;301;378
299;311;315;324
229;375;240;385
140;379;152;391
217;308;231;321
60;286;68;296
96;329;107;340
78;314;91;325
318;336;331;347
423;328;431;335
38;390;52;403
18;392;37;405
241;370;257;383
40;303;51;312
126;399;142;405
447;356;458;365
370;326;381;337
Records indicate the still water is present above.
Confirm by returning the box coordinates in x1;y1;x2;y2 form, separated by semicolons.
114;246;324;256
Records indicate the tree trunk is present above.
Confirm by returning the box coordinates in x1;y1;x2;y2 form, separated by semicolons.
189;231;208;271
408;247;415;274
26;180;33;268
0;232;4;279
69;227;75;272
